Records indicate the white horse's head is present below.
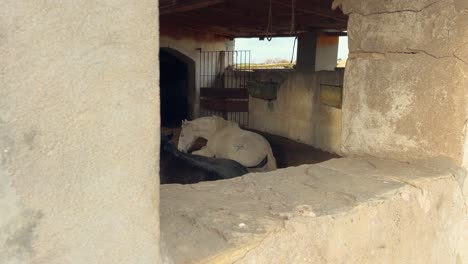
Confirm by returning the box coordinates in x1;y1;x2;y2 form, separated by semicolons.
177;116;228;153
177;119;199;153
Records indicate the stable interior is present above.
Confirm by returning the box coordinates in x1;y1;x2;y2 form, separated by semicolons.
3;0;467;263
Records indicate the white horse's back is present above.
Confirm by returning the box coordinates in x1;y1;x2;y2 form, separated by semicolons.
209;125;277;170
178;116;277;171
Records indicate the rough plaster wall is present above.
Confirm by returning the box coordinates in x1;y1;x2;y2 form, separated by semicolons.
249;71;343;154
1;1;160;263
336;0;468;163
312;106;341;153
160;36;234;118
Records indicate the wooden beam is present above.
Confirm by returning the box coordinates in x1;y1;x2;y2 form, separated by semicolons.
160;19;235;37
200;88;249;99
323;31;347;37
160;0;348;37
272;0;347;22
201;99;249;112
160;0;225;15
164;12;296;36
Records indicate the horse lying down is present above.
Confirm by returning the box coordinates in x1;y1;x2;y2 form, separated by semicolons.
177;116;277;171
160;133;249;184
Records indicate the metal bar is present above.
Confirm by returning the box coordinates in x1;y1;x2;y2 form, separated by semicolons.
229;51;233;121
247;50;251;126
200;88;248;98
199;49;251;124
271;0;347;22
208;51;211;88
203;51;206;116
200;49;203;116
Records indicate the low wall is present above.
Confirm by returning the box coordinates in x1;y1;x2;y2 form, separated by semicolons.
161;157;468;263
249;70;344;154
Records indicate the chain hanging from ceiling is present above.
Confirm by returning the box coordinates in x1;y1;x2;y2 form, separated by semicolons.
265;0;273;41
290;0;297;63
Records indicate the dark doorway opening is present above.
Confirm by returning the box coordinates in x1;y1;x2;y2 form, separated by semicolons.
160;48;190;127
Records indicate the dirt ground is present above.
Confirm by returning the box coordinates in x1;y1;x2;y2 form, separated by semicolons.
161;127;340;168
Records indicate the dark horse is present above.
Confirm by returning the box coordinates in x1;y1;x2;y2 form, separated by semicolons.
160;133;248;184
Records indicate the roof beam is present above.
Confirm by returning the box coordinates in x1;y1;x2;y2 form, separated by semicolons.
160;0;225;15
272;0;347;22
160;18;236;37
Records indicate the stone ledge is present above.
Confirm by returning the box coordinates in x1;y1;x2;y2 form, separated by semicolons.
160;157;468;263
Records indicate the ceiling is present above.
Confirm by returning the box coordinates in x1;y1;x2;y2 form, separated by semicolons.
160;0;348;38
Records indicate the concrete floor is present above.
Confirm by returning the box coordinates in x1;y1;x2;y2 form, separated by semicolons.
161;127;340;168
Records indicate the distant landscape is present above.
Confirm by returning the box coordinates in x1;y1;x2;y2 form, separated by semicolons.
236;58;346;70
236;59;295;69
235;36;349;68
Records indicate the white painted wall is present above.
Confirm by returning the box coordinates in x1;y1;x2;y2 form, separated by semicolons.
315;34;339;71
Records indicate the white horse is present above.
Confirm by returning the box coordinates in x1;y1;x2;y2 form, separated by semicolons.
177;116;277;171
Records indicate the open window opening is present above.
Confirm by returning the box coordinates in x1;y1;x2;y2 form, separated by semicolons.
235;37;297;70
336;35;349;69
157;1;363;262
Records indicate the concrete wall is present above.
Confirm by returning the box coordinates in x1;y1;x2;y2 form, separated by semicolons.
249;70;344;154
160;34;234;118
248;32;342;154
161;157;468;263
335;0;468;164
1;1;160;263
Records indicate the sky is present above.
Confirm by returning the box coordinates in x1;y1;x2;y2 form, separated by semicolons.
235;36;349;63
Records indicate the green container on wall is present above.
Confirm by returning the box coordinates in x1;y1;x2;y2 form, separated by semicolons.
247;80;280;100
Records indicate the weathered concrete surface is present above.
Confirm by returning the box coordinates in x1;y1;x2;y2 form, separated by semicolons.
161;157;468;263
342;54;467;161
344;1;468;58
335;0;468;163
249;70;343;154
1;1;160;263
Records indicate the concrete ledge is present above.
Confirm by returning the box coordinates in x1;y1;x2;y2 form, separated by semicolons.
161;157;468;263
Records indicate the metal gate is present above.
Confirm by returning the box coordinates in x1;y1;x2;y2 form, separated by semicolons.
199;50;251;127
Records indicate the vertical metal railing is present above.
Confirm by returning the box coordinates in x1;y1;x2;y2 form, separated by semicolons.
199;50;251;126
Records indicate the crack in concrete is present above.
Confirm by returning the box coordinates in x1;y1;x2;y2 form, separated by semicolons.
209;226;230;243
366;160;377;169
404;49;451;59
453;52;468;66
352;50;451;59
349;1;441;16
351;49;468;65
